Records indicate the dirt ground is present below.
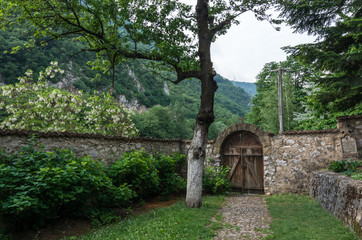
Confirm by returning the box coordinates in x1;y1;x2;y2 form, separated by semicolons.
9;197;180;240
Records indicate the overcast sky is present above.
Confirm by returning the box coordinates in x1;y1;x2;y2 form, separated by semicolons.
211;11;316;83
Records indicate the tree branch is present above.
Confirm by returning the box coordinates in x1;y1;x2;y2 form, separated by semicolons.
81;48;106;52
174;68;200;84
210;13;243;39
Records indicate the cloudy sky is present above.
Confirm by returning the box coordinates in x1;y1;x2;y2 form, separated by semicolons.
211;11;316;83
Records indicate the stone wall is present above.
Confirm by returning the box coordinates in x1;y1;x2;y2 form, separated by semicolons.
310;171;362;237
1;115;360;195
0;130;187;165
337;115;362;159
265;131;343;194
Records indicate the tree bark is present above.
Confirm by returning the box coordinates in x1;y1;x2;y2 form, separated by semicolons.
186;0;217;208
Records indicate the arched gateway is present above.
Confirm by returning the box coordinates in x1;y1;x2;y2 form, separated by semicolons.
213;123;272;193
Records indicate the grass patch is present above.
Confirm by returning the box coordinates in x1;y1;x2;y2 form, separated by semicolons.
351;168;362;181
265;194;359;240
77;195;225;240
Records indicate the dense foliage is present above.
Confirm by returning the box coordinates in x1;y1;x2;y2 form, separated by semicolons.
0;138;133;229
0;63;138;136
202;165;231;194
132;105;193;139
132;75;251;140
328;159;362;180
0;138;187;230
279;0;362;129
107;150;186;199
246;59;313;133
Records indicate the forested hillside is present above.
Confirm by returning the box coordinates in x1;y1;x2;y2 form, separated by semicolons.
0;27;251;139
230;81;257;97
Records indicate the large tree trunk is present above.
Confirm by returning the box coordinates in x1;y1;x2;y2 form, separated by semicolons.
186;0;217;208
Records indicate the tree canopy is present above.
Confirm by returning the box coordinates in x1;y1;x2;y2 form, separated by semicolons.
278;0;362;128
246;58;314;133
0;63;138;136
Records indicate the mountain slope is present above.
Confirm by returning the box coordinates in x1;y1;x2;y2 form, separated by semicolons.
230;81;257;97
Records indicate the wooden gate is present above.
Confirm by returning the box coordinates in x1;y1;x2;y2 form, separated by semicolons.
222;131;264;192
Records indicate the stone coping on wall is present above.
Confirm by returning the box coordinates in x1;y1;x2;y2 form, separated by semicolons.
337;115;362;121
283;129;340;135
310;171;362;237
0;129;186;142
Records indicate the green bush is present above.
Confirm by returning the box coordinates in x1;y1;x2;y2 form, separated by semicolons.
107;150;160;198
0;138;186;230
202;165;231;194
0;138;133;229
107;150;186;199
328;159;361;176
328;160;347;173
153;152;186;198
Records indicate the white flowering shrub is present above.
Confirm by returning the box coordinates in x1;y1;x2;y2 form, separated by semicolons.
0;62;138;137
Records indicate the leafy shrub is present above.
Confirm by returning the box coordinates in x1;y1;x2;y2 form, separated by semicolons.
203;165;231;194
107;150;186;199
0;138;133;229
328;160;347;173
328;159;361;176
153;152;186;198
107;150;160;198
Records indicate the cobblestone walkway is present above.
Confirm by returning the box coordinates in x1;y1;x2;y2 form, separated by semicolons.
214;194;271;240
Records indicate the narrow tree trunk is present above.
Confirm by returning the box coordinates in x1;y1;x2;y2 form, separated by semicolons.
186;122;209;208
186;75;217;208
186;0;217;208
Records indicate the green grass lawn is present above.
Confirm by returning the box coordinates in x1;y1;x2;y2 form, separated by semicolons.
76;195;224;240
70;194;359;240
265;194;360;240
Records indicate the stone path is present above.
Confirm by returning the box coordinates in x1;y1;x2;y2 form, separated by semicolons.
214;194;271;240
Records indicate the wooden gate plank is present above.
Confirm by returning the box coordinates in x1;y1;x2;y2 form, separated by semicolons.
245;157;259;187
228;156;241;180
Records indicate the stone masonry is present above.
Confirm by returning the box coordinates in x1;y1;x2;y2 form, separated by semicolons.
310;171;362;237
265;132;343;194
0;130;186;165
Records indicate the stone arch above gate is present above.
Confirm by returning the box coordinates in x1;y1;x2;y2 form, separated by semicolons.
212;123;273;192
212;123;273;164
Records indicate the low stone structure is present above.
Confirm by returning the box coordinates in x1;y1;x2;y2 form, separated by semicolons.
0;115;361;195
310;171;362;237
0;130;187;165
